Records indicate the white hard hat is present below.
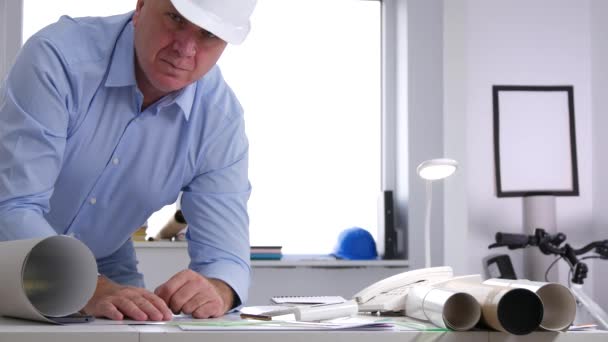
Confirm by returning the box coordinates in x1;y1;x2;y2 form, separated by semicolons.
170;0;257;45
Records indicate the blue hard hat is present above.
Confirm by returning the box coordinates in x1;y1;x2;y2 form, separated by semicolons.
332;227;378;260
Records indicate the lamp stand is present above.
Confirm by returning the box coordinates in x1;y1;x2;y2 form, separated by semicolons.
424;180;433;269
522;195;559;281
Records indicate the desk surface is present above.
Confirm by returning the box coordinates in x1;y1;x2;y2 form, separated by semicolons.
1;316;606;342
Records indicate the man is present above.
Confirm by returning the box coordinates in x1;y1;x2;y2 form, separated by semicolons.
0;0;256;321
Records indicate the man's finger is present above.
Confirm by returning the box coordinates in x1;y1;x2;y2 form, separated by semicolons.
167;280;201;314
192;300;223;319
154;270;191;302
113;296;148;321
180;291;212;315
129;295;165;321
142;292;173;321
98;301;124;321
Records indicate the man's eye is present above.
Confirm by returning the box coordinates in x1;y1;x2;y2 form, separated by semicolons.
202;30;217;39
168;12;184;24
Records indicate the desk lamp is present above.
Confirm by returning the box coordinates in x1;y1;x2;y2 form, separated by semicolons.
417;158;458;268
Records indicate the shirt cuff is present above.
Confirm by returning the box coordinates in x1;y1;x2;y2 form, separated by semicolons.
189;260;251;309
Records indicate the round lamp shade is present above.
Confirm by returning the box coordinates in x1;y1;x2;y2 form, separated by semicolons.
417;158;458;181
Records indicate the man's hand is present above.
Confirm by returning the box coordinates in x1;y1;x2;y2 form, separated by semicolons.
154;269;235;318
82;275;173;321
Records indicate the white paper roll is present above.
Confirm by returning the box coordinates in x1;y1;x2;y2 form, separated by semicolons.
405;285;481;331
294;300;359;321
0;236;97;323
483;278;576;331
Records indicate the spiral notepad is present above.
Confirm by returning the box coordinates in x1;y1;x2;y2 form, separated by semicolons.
270;296;346;305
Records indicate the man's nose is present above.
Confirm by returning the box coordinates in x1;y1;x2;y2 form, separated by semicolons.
173;31;197;57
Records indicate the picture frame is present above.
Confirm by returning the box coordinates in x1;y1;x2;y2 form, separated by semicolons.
493;85;579;197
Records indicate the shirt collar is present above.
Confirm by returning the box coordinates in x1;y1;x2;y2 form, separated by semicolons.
105;17;137;88
154;82;196;121
174;82;196;121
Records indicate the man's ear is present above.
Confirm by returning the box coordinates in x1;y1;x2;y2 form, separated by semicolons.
133;0;145;27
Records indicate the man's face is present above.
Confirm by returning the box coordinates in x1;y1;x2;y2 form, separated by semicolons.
133;0;227;99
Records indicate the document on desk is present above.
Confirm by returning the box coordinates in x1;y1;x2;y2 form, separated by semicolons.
176;313;446;331
89;313;392;330
87;312;446;331
178;320;395;331
89;314;241;326
271;295;346;305
0;236;98;324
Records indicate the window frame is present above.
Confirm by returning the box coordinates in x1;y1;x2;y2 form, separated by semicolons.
380;0;408;260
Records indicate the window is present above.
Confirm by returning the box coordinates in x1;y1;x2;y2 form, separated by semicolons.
21;0;385;255
22;0;135;41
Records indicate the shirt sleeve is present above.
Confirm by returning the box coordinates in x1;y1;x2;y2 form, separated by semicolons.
96;237;145;288
0;36;73;240
180;113;252;307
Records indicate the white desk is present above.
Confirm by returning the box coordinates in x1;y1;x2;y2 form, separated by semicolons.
0;317;138;342
1;317;606;342
136;325;488;342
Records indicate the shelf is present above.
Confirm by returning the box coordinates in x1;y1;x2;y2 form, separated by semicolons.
134;241;188;248
250;258;409;268
133;241;409;269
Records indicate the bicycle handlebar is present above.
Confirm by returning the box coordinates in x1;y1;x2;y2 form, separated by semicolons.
488;228;608;285
489;232;532;249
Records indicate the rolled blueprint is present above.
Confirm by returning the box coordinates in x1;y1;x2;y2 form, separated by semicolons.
483;278;576;331
0;235;97;323
405;285;481;331
294;300;359;321
154;210;187;240
438;275;543;335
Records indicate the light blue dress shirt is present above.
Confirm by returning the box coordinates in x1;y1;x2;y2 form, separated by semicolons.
0;13;251;305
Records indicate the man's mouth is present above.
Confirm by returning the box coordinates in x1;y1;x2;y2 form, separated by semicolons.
161;59;193;72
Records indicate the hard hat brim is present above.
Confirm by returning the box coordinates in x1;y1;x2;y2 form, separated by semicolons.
170;0;252;45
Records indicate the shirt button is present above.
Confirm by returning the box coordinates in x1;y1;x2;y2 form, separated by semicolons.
90;198;97;205
112;157;120;165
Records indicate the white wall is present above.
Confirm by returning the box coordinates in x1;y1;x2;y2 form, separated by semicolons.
443;0;469;275
0;0;22;80
444;0;597;297
0;1;7;79
406;0;447;270
591;0;608;310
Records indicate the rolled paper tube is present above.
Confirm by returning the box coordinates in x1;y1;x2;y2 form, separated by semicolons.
0;236;97;323
437;275;544;335
483;278;576;331
155;210;188;240
406;285;481;331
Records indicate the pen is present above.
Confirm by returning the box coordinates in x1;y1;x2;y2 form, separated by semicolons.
240;307;297;321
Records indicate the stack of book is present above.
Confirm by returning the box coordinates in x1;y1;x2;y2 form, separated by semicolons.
250;246;282;260
132;226;148;242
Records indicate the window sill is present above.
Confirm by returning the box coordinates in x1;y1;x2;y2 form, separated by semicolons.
133;241;408;269
251;257;409;268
